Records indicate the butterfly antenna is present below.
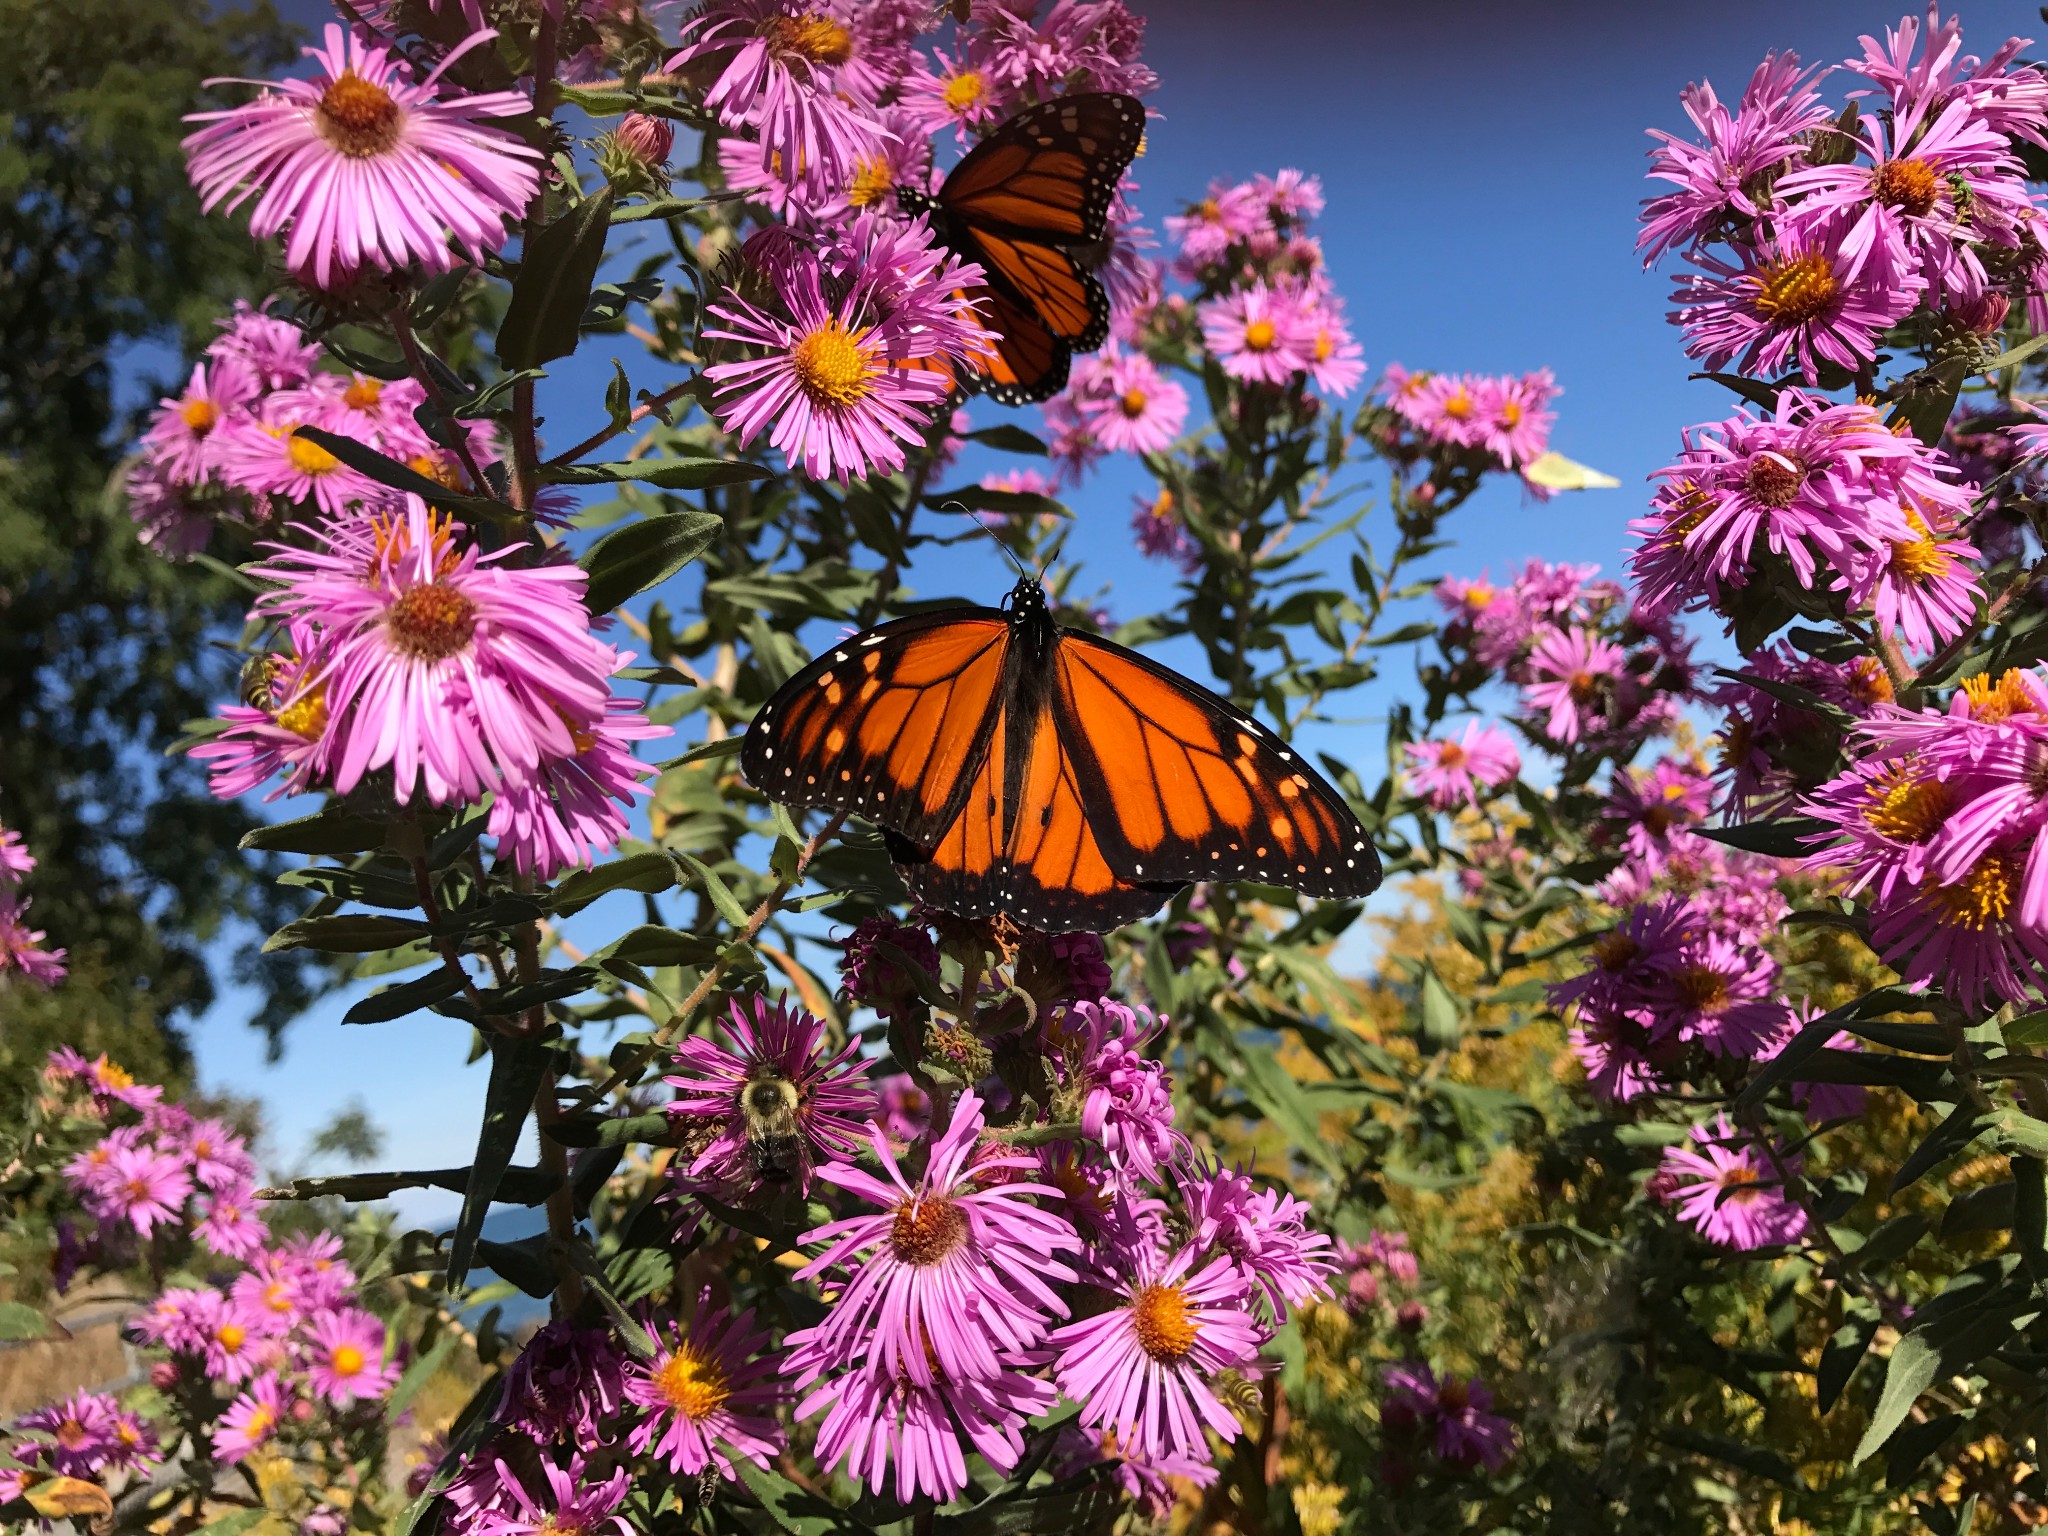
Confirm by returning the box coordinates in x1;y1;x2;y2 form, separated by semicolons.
936;499;1031;581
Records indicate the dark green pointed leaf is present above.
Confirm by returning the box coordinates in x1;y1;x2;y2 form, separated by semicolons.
964;423;1049;455
447;1034;554;1290
344;965;469;1024
291;426;511;519
580;509;723;613
548;851;680;916
241;807;386;855
543;456;771;490
1697;816;1827;858
498;187;615;369
264;914;431;955
1818;1298;1881;1412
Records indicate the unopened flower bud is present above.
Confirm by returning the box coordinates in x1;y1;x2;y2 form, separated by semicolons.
1395;1300;1429;1332
616;112;673;169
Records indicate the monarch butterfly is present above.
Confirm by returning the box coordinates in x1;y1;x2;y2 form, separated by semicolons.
900;92;1145;405
741;576;1381;933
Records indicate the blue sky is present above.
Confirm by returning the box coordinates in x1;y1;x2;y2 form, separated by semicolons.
195;0;2029;1212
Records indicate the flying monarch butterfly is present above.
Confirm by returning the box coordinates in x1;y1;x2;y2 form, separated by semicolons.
740;576;1382;933
899;92;1145;405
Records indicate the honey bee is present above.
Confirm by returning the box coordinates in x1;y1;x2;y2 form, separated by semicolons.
239;653;284;713
739;1066;805;1185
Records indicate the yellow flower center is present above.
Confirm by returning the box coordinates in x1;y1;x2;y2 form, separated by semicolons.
262;1282;293;1314
1874;157;1940;217
763;12;853;65
1195;196;1221;223
1866;765;1950;842
275;685;329;741
1434;741;1467;769
1131;1283;1200;1362
343;378;383;411
653;1343;731;1421
943;70;987;113
99;1062;134;1089
1242;318;1277;352
57;1418;88;1449
1963;669;2038;723
1568;669;1601;704
407;452;465;491
1443;388;1474;420
1847;656;1895;706
890;1196;968;1266
790;318;879;408
846;156;893;208
287;432;341;477
181;398;219;432
386;582;477;662
1672;964;1730;1014
1752;252;1839;325
1466;584;1494;609
1936;852;2018;930
218;1323;247;1353
1592;932;1640;973
1120;388;1150;418
315;70;403;159
1890;508;1949;583
331;1344;365;1378
243;1405;276;1442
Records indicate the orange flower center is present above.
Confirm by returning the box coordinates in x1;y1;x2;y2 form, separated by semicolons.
790;318;878;408
343;378;384;411
652;1343;732;1420
1936;853;2017;930
763;12;853;65
286;432;341;477
942;69;987;113
181;398;219;432
1242;318;1277;352
218;1323;247;1353
1874;157;1940;217
1743;452;1804;508
1442;389;1474;420
1866;766;1950;842
1672;964;1730;1014
1131;1283;1200;1362
386;582;477;661
315;71;403;158
1120;388;1150;418
890;1196;968;1266
1434;740;1467;769
330;1343;366;1378
1752;252;1839;325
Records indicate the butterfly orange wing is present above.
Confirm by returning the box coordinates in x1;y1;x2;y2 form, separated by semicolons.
1047;632;1381;898
740;609;1011;848
938;93;1144;241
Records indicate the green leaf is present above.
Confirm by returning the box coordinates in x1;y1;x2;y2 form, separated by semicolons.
1231;1041;1344;1176
1696;816;1826;858
1853;1293;2039;1463
498;187;616;369
0;1302;48;1341
2005;1008;2048;1047
188;1508;265;1536
343;965;468;1025
580;509;723;613
933;1468;1124;1535
1818;1298;1881;1412
590;925;721;968
656;736;744;770
924;484;1068;519
963;424;1048;455
1980;332;2048;372
290;426;512;521
447;1034;554;1290
548;850;681;916
240;807;386;855
389;1365;505;1536
1990;1105;2048;1158
386;1333;458;1419
1892;1101;1989;1194
264;914;432;954
735;1460;880;1535
1417;962;1463;1053
543;456;771;490
675;850;752;927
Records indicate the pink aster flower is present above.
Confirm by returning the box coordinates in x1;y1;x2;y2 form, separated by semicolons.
1868;842;2048;1012
1200;283;1313;386
1657;1113;1809;1250
190;1292;270;1386
669;2;888;197
190;620;332;803
623;1301;784;1480
305;1308;395;1406
1478;370;1557;468
143;357;257;485
1672;211;1922;383
0;894;66;986
1651;931;1788;1059
107;1410;158;1474
471;1455;634;1536
1839;505;1984;654
194;1186;268;1263
131;1288;211;1354
1520;626;1631;744
497;1321;629;1448
1759;1010;1869;1125
1638;53;1833;265
1301;299;1366;397
79;1053;161;1112
1404;721;1522;810
1383;1364;1517;1471
250;500;613;806
1078;350;1187;455
183;1118;256;1191
182;25;544;288
794;1350;1056;1505
215;400;388;517
703;217;990;482
209;302;317;390
1167;179;1266;271
1044;999;1175;1187
1131;487;1199;570
664;993;877;1193
1844;6;2048;150
1179;1161;1337;1318
1405;371;1493;449
978;0;1157;98
900;45;1010;141
19;1392;120;1477
487;683;667;878
794;1091;1081;1388
1048;1246;1266;1466
229;1270;303;1336
90;1144;192;1238
1600;756;1716;872
214;1373;287;1465
0;826;34;889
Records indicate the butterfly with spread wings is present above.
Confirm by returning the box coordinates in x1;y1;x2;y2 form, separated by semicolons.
740;577;1381;933
899;92;1145;406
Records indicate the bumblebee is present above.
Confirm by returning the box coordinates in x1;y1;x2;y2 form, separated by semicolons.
739;1067;805;1185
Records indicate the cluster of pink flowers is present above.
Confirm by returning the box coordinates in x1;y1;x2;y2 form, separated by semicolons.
1632;389;1984;656
1380;1363;1516;1479
1435;559;1697;755
1380;366;1559;482
1710;639;1896;813
1403;721;1522;813
1640;10;2048;380
191;498;666;879
1;1390;159;1501
58;1073;263;1258
613;960;1338;1505
1799;667;2048;1013
0;821;64;986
